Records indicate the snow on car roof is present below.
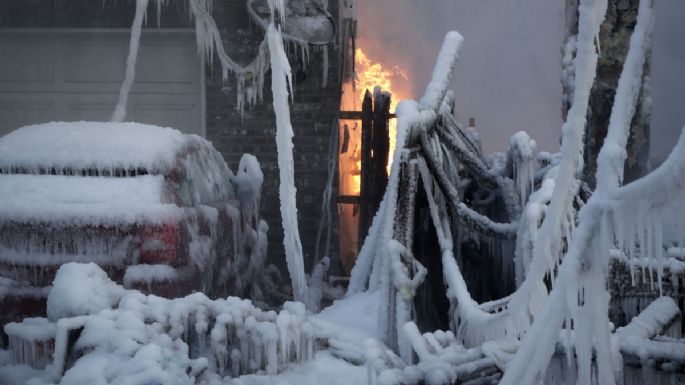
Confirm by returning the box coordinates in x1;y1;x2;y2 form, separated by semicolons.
0;122;195;173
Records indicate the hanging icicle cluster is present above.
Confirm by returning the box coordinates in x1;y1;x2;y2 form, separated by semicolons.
111;0;335;121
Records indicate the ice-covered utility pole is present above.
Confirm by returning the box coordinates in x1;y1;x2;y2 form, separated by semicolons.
266;1;308;305
111;0;148;122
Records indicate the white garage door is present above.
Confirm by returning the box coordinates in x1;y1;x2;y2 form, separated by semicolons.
0;29;204;137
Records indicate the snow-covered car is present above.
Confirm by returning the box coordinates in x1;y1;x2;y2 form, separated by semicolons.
0;122;266;326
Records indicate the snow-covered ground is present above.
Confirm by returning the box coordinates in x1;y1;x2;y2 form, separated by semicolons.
0;263;379;385
0;351;366;385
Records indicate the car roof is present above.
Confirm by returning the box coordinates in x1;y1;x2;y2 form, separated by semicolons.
0;121;198;174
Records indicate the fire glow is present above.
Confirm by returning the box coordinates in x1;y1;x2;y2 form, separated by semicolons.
339;48;408;197
354;48;407;175
338;47;408;273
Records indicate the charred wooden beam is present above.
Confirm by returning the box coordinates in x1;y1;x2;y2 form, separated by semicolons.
371;89;391;220
358;90;374;247
336;195;361;204
339;110;396;120
394;151;419;249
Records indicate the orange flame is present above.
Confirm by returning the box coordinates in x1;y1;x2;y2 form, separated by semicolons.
337;48;408;273
340;48;407;184
354;48;406;175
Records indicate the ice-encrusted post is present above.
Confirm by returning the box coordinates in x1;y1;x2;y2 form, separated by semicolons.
501;0;657;383
500;0;610;382
266;8;307;304
111;0;149;122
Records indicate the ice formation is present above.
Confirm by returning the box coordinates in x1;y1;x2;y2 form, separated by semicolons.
343;1;681;381
4;264;339;384
111;0;148;122
111;0;334;118
508;131;537;209
501;0;662;383
347;28;570;353
267;18;308;305
5;318;56;370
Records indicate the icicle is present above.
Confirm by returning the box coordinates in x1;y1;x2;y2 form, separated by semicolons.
500;0;611;382
647;215;655;291
266;22;308;305
321;45;329;87
111;0;149;122
155;0;162;27
654;210;664;295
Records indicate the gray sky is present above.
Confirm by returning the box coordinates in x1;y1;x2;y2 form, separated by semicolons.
357;0;684;159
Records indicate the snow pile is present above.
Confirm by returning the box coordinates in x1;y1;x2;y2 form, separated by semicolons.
317;291;380;342
46;263;126;321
